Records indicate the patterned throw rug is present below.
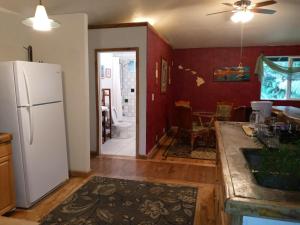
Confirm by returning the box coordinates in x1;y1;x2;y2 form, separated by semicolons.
40;176;198;225
166;141;216;160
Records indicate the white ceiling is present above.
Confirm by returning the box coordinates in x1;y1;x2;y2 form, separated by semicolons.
1;0;300;48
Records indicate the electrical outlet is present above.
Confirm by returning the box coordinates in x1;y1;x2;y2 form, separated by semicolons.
152;93;155;101
155;135;159;143
163;128;165;133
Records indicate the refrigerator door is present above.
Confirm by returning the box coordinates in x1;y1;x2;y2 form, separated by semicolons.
14;61;63;107
18;102;69;205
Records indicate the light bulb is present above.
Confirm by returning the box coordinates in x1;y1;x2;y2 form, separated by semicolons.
231;10;254;23
33;5;51;31
22;2;60;31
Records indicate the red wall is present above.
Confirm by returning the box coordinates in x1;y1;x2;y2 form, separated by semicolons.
146;27;173;154
173;46;300;113
145;34;300;154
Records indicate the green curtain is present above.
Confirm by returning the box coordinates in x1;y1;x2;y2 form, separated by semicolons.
255;54;300;81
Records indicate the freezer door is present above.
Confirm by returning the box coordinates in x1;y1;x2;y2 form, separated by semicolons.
18;102;69;205
14;61;63;106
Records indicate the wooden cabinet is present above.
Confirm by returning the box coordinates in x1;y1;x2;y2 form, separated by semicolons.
0;134;15;215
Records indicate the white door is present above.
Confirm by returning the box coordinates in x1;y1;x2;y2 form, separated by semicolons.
14;61;63;106
18;102;68;204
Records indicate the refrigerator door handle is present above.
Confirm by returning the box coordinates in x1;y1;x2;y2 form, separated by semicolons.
23;70;34;145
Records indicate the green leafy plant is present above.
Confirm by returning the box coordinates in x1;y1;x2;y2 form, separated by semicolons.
259;140;300;179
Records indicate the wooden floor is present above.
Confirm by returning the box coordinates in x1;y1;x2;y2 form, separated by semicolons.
150;135;216;167
7;139;217;225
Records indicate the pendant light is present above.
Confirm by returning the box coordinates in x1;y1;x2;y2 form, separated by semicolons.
22;0;60;31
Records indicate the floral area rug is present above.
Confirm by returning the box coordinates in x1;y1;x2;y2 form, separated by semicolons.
40;176;198;225
166;141;216;160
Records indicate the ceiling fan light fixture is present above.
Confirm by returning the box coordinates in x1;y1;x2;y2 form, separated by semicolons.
230;10;254;23
22;1;60;31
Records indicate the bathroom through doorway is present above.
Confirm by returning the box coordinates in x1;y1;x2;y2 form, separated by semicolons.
95;48;139;157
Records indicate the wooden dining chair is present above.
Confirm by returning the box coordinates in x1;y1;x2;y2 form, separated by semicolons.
215;101;234;121
174;104;211;150
193;111;216;148
233;106;252;122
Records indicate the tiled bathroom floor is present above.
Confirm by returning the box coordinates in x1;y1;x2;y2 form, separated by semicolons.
101;117;136;157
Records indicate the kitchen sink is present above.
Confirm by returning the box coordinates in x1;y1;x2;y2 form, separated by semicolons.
241;148;300;192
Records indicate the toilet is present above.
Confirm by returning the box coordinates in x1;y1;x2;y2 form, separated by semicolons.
111;107;132;139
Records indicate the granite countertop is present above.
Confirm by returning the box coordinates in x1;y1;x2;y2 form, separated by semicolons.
0;133;12;144
216;121;300;221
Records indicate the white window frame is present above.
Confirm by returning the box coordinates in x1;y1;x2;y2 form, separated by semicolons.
261;56;300;101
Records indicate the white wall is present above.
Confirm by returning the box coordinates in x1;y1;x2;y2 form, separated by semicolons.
0;11;28;61
89;26;147;155
28;14;90;172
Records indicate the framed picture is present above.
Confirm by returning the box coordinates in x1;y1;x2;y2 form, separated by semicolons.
100;65;105;79
161;58;168;93
105;68;111;78
213;66;250;82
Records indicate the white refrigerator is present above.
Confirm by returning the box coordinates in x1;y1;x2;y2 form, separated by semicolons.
0;61;69;208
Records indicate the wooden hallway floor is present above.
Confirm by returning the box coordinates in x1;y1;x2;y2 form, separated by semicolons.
8;154;217;225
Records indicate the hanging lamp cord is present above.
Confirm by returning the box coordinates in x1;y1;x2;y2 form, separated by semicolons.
239;23;244;67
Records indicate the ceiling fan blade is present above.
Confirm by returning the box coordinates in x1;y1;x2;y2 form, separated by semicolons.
207;10;233;16
0;6;19;15
222;3;234;7
251;8;276;14
255;0;277;7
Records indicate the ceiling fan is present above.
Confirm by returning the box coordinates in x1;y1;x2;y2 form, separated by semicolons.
207;0;277;23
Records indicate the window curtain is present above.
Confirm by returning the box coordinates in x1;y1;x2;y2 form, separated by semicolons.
255;54;300;81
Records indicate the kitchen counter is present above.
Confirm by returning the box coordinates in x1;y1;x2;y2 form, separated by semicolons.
0;133;12;144
215;121;300;223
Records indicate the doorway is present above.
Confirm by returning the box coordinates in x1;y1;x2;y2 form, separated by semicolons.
95;48;139;157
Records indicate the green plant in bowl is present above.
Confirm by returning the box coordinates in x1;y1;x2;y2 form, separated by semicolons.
255;140;300;191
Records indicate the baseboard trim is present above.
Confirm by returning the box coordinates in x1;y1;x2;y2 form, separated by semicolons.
69;170;93;178
90;151;99;157
147;133;168;159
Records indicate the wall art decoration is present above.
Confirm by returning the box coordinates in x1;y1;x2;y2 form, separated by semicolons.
177;64;206;88
105;68;111;78
196;77;205;87
161;58;168;93
213;66;250;82
155;62;159;84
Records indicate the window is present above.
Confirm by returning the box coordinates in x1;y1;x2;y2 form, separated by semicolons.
260;56;300;100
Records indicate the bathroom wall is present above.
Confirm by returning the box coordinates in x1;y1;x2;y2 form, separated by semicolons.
98;52;136;120
120;57;136;117
99;52;114;90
